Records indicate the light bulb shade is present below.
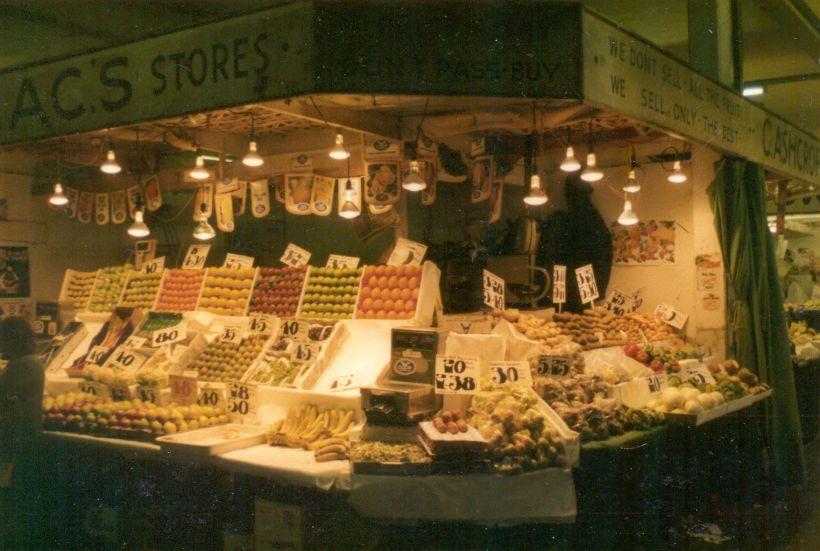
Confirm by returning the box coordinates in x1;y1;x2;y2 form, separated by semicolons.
580;152;603;182
242;141;264;167
524;189;548;206
100;149;122;174
49;183;69;206
668;160;687;183
402;161;426;191
128;210;150;237
617;200;638;226
339;200;361;219
623;169;641;193
560;147;581;172
193;219;216;240
190;156;210;180
329;133;350;160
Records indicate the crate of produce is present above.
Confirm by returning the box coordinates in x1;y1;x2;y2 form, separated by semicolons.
351;441;432;475
118;269;163;309
153;269;206;312
248;266;308;316
354;261;441;326
87;265;131;313
242;353;307;388
297;266;363;320
196;267;257;317
186;333;270;383
59;269;99;311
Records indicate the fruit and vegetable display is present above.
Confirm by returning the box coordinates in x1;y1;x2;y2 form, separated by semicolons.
119;270;162;309
505;310;574;348
789;321;816;345
623;343;684;374
245;354;303;387
248;266;307;316
299;267;363;319
154;269;205;312
138;312;184;335
431;409;470;434
647;385;727;415
468;383;568;474
87;265;131;312
267;405;357;462
43;392;228;437
188;334;268;383
135;352;176;387
351;441;430;464
356;264;421;320
197;267;256;316
84;364;135;388
63;270;97;310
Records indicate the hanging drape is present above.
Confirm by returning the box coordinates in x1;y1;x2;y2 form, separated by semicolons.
708;158;805;486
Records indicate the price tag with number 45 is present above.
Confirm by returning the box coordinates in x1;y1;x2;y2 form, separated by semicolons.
434;355;479;395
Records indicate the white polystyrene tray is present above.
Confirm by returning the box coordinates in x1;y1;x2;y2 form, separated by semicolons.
156;424;267;456
665;390;772;427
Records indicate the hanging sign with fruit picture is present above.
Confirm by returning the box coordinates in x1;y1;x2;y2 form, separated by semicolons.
421;164;437;206
364;162;400;206
387;237;427;266
575;264;599;305
271;176;286;204
182;244;210;270
216;176;240;195
434;355;479;395
65;187;79;219
470;156;493;204
215;192;235;232
194;183;214;219
110;190;127;224
285;174;313;215
77;191;94;224
280;243;311;267
232;181;247;216
250;179;271;218
143;176;162;212
94;193;110;225
126;185;142;219
311;175;335;216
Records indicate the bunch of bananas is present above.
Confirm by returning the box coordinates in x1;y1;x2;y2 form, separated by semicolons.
266;405;356;462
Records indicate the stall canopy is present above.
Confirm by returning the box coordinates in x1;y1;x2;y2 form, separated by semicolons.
0;1;816;184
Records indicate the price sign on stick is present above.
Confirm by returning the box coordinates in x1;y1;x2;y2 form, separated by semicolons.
326;254;360;269
197;384;226;408
169;371;198;405
221;319;248;344
654;303;689;330
387;238;427;266
228;382;258;420
604;288;637;316
280;243;311;267
86;345;109;366
79;381;111;399
223;253;254;270
575;264;599;306
182;244;210;269
277;318;308;341
552;265;566;309
248;314;276;336
434;355;479;395
142;256;165;274
151;321;187;347
489;360;532;387
328;373;359;392
482;269;505;310
535;355;573;378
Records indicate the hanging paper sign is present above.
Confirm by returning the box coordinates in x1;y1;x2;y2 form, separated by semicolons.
280;243;311;267
151;321;187;347
417;137;437;159
94;193;110;225
489;360;532;387
133;239;157;269
142;256;165;274
227;381;258;420
285;174;313;215
194;183;214;219
77;191;94;224
290;341;322;364
365;139;402;161
277;318;309;341
182;244;210;270
482;269;505;310
108;348;148;371
364;162;400;206
290;154;313;173
368;203;393;214
387;237;427;266
143;176;162;212
215;192;235;232
434;355;479;395
216;176;240;195
488;181;504;223
126;185;142;219
575;264;599;305
272;176;286;204
223;253;255;270
79;380;111;399
136;385;159;404
471;156;493;203
232;181;247;216
311;175;335;216
248;314;276;336
197;384;226;409
65;187;79;219
655;303;688;330
421;163;437;206
552;265;567;304
326;254;359;269
122;335;147;348
336;177;362;216
110;190;127;224
328;373;360;392
220;319;248;344
604;287;638;316
470;137;486;157
169;370;198;405
249;179;271;218
535;355;573;378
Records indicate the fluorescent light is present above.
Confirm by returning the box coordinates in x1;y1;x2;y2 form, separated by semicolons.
742;85;764;97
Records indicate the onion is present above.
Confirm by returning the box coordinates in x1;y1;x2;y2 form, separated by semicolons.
680;387;700;402
696;393;715;410
660;387;684;409
684;399;703;414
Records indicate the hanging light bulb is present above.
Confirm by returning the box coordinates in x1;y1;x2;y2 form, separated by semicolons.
618;198;638;226
190;156;210;180
242;141;264;167
623;169;641;193
128;210;150;237
580;152;603;182
100;148;121;174
338;179;361;219
49;182;69;206
668;160;687;183
402;160;426;192
193;218;216;240
329;132;350;160
524;173;548;206
560;146;581;172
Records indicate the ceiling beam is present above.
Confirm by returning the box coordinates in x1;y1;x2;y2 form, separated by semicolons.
261;98;403;141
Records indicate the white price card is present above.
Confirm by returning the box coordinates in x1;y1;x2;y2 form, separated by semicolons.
680;364;716;386
223;253;255;270
434;355;479;395
645;373;668;395
79;381;111;399
182;244;210;269
136;385;160;404
489;360;532;387
655;303;689;330
604;287;638;316
290;341;322;364
110;385;132;401
535;355;573;378
387;237;428;266
151;321;187;347
328;373;360;392
221;319;248;344
122;335;147;349
108;348;148;371
552;265;566;304
482;269;505;310
228;381;258;419
197;384;227;409
248;314;277;336
325;254;360;269
169;371;198;405
86;345;109;366
280;243;311;267
142;256;165;274
277;318;309;341
575;264;599;305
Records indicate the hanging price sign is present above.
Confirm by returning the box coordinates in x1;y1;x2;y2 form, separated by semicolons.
108;349;148;371
151;321;188;347
434;355;479;395
328;373;359;392
169;371;198;405
575;264;599;305
535;355;573;378
325;254;360;269
552;265;566;305
86;345;109;366
654;303;689;330
122;335;147;349
248;314;277;336
280;243;311;267
197;384;227;408
220;319;248;344
227;382;258;420
290;341;322;364
182;244;210;269
387;237;427;266
223;253;255;270
489;360;532;387
79;381;111;399
482;269;505;310
136;385;160;404
277;318;308;341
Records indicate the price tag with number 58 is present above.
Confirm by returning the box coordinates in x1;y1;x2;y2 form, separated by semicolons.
434;355;479;395
228;382;258;421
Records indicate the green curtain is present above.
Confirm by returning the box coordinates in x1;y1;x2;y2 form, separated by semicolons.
708;158;805;486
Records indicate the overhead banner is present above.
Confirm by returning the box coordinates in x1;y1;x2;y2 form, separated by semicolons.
582;12;818;183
